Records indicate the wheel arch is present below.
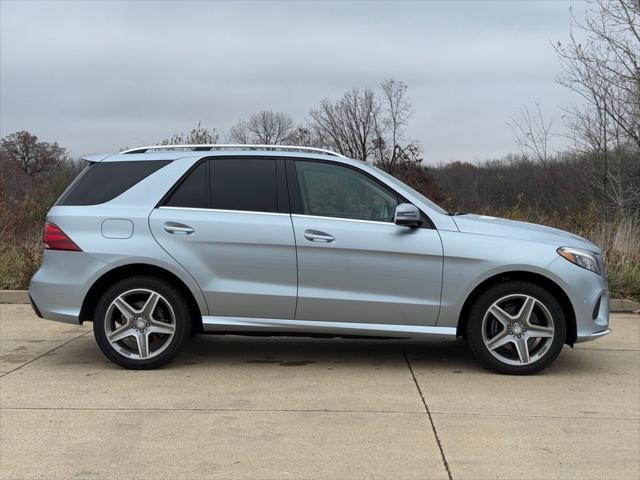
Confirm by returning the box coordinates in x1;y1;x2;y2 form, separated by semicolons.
456;271;577;345
79;263;204;333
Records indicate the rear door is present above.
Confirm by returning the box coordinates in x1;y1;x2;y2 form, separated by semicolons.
288;159;443;326
149;157;297;319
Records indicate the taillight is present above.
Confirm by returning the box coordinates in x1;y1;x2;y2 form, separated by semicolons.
43;223;82;251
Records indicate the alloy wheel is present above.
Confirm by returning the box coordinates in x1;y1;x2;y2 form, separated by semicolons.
481;294;555;366
104;288;176;360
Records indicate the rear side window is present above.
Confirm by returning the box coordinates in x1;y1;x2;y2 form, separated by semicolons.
57;160;170;206
165;161;207;208
211;159;278;213
161;158;280;213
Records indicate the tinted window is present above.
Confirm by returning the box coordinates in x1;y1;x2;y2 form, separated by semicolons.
165;161;207;208
57;160;170;206
211;159;278;213
294;161;399;222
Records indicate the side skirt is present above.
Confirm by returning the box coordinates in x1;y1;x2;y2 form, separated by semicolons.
201;316;457;339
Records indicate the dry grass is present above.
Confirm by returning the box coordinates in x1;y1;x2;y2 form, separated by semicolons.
0;233;41;290
582;216;640;300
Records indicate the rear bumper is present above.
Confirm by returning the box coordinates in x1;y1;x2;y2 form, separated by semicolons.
28;250;109;325
28;293;43;318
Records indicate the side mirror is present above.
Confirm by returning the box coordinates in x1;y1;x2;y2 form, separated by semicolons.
394;203;422;228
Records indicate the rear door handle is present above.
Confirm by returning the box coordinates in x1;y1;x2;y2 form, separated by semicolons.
164;223;194;235
304;229;334;243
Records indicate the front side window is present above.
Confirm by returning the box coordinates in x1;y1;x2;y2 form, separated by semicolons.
294;161;399;222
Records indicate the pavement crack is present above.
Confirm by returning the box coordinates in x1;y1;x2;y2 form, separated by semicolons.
0;330;91;378
403;348;453;480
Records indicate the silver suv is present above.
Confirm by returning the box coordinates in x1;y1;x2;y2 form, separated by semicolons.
29;145;610;374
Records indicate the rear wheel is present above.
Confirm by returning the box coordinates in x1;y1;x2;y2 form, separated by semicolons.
466;281;566;374
93;276;190;369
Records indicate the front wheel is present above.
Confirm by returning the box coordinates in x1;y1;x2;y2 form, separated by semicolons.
466;281;566;375
93;276;190;369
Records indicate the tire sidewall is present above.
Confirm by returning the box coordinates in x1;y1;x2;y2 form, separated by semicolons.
93;276;190;369
466;281;567;375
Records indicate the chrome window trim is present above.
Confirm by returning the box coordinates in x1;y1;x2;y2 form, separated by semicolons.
292;213;396;226
158;206;290;217
160;208;398;224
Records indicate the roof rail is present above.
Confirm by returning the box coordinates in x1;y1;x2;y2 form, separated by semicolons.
119;144;347;158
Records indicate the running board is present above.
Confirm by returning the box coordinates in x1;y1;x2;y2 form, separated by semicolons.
201;316;457;339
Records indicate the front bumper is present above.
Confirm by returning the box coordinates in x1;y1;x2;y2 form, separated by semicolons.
576;328;611;343
546;256;610;344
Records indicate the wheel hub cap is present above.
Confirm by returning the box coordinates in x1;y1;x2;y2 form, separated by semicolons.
135;318;147;330
511;323;524;335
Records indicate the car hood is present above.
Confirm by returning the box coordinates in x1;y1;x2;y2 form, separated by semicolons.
452;214;600;252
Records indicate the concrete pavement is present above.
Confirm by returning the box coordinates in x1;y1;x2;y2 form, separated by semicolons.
0;304;638;479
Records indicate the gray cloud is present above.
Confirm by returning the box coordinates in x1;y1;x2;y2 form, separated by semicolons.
1;0;584;163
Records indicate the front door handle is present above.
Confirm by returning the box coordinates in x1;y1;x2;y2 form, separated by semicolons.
164;223;194;235
304;229;334;243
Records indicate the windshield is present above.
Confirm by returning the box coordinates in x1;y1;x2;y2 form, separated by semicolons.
370;165;449;215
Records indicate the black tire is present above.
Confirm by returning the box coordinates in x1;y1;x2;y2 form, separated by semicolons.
466;281;566;375
93;275;191;369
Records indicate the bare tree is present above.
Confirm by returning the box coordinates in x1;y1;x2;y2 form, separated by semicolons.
229;111;294;144
554;0;639;214
556;0;639;147
160;122;220;145
373;79;417;173
227;120;250;144
508;103;556;166
285;126;319;147
0;131;67;176
508;103;558;212
309;88;380;161
308;80;425;174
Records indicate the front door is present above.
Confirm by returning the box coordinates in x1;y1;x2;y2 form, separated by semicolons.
289;160;443;326
150;158;297;319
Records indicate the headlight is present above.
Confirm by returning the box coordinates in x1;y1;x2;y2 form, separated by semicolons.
557;247;601;274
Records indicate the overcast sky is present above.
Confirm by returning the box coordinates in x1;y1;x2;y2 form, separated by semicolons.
0;0;586;164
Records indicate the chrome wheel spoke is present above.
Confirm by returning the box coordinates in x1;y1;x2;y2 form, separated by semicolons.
488;304;513;328
142;292;161;318
113;297;137;321
135;331;150;359
148;319;175;336
486;330;512;351
108;323;135;343
526;324;554;339
517;296;536;324
513;337;530;364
